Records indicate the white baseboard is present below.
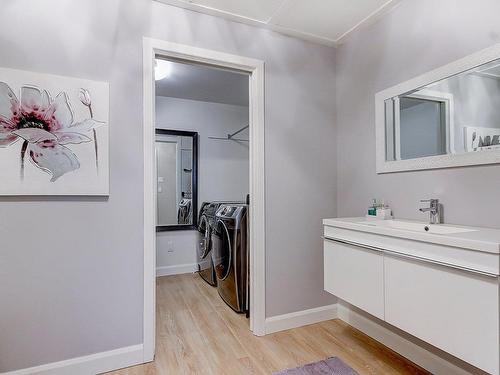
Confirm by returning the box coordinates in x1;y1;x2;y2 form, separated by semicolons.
265;302;477;374
337;303;475;375
265;304;338;334
156;263;197;277
3;344;144;375
4;303;476;375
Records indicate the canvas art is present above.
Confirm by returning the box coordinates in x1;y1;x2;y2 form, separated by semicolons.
0;67;109;195
464;126;500;152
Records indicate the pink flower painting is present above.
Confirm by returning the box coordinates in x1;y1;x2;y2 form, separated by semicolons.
0;83;104;182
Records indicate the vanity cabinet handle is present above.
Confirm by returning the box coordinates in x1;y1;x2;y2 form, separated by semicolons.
323;236;498;278
322;236;382;253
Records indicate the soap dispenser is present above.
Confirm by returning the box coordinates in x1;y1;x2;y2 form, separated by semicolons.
368;199;377;216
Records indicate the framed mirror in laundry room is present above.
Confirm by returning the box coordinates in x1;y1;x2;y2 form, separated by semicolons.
155;129;198;231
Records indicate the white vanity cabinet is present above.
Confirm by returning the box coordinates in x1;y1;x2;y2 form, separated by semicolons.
324;239;384;319
323;218;500;375
384;254;499;374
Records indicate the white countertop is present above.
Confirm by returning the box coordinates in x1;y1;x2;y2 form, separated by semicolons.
323;217;500;254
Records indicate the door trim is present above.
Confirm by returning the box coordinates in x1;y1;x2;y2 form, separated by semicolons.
142;37;266;362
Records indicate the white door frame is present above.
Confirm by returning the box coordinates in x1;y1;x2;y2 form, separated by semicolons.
142;37;266;362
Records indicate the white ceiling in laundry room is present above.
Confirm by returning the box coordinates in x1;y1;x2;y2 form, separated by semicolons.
155;60;249;106
155;0;401;46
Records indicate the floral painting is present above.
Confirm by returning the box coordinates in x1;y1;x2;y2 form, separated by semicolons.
0;67;109;195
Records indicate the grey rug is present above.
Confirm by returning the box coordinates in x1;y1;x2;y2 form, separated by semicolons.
273;357;359;375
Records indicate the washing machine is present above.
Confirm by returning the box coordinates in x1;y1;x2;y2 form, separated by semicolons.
197;201;244;286
211;204;248;313
197;202;216;285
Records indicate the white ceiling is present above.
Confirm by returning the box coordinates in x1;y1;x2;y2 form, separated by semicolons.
155;0;401;46
155;59;249;106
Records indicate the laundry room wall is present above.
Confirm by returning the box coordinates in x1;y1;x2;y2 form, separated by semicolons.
155;96;249;275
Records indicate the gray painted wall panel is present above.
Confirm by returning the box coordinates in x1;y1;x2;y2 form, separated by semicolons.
336;0;500;228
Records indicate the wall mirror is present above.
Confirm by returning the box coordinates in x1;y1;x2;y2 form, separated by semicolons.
156;129;198;231
376;43;500;173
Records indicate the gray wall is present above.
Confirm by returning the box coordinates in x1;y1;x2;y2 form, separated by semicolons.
0;0;336;371
336;0;500;228
0;1;143;372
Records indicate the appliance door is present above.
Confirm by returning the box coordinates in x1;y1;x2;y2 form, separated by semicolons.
197;215;217;285
197;215;211;261
212;218;242;311
212;219;232;281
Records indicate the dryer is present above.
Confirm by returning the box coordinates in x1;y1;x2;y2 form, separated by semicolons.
211;204;248;313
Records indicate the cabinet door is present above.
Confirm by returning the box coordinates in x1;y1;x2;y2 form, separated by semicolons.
324;239;384;319
384;255;499;375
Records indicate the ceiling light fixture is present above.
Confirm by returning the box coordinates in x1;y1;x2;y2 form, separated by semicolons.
155;59;172;81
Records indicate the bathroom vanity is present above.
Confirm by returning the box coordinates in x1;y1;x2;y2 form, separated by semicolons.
323;217;500;375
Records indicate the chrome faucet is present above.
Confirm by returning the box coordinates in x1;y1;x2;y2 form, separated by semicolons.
419;199;441;224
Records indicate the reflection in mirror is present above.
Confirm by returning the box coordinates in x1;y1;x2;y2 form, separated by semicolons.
156;129;198;231
385;58;500;162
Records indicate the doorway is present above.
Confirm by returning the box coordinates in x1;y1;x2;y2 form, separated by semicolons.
142;38;265;361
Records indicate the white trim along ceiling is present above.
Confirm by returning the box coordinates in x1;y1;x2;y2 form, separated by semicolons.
154;0;402;47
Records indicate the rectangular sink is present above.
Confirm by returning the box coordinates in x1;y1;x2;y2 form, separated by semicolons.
358;220;478;235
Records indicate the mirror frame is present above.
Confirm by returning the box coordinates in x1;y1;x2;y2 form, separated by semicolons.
375;42;500;174
155;129;198;232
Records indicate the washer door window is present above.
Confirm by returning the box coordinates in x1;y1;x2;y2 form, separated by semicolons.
212;220;231;280
197;215;211;259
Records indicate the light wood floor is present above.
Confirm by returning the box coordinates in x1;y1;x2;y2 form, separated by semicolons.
107;273;429;375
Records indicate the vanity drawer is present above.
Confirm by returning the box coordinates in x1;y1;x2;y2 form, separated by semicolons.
384;254;499;375
324;239;384;319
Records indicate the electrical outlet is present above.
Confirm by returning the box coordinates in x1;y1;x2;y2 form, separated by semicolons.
167;240;174;253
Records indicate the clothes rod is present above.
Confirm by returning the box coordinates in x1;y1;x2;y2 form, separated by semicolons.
208;136;249;142
208;125;249;142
